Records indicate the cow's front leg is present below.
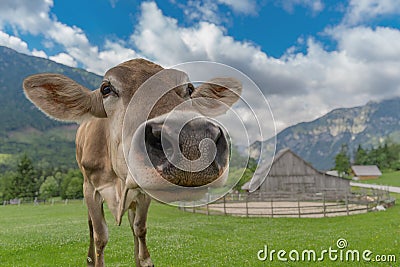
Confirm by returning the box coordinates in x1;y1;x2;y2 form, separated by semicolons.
87;212;95;266
128;193;153;267
85;185;109;267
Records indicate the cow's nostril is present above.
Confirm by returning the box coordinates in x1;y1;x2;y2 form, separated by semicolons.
213;127;222;143
205;122;223;143
214;128;223;144
145;123;173;153
145;124;162;150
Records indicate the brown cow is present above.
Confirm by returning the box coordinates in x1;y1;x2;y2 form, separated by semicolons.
23;59;241;267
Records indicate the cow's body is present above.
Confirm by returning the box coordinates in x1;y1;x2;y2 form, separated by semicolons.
76;116;150;266
23;59;241;267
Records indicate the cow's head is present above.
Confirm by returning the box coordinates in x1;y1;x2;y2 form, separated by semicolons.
23;59;241;200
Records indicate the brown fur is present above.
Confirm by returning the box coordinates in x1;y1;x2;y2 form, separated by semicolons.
23;74;107;122
192;77;242;116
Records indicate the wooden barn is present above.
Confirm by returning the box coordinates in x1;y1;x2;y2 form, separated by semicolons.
351;165;382;180
242;148;350;199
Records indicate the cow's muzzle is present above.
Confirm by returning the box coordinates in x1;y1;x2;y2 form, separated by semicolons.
128;111;230;191
144;116;229;187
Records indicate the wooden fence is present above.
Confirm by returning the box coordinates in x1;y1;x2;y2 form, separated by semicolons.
181;188;395;218
3;198;84;206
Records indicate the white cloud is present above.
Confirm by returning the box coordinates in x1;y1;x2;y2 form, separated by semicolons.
46;20;138;75
32;49;48;58
178;0;257;25
344;0;400;25
0;31;30;54
180;0;226;24
0;0;53;35
329;26;400;63
133;1;400;137
277;0;324;14
0;29;48;59
91;40;139;74
0;0;138;75
133;3;257;65
47;21;90;48
217;0;257;15
49;52;77;67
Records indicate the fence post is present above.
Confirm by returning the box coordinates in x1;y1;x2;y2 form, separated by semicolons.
345;194;349;216
376;190;380;206
223;195;226;215
206;203;209;216
180;201;184;212
271;198;274;218
323;192;326;217
297;196;301;218
245;195;249;218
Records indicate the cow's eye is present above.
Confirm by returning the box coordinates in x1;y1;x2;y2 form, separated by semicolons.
101;85;112;96
187;83;194;96
101;82;118;97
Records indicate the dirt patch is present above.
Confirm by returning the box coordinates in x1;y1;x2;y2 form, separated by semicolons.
202;201;370;218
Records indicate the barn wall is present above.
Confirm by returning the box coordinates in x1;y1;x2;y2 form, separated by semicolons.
258;150;350;199
358;175;379;180
260;175;350;194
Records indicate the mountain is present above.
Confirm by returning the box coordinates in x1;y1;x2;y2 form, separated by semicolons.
0;46;102;170
251;97;400;170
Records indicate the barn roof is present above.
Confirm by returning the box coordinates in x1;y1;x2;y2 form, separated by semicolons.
241;148;291;192
326;170;340;177
351;165;382;177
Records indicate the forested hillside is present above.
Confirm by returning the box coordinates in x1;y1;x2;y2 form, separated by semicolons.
0;46;103;201
0;46;102;171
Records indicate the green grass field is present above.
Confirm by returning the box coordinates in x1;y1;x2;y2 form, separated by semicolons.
0;200;399;266
357;171;400;187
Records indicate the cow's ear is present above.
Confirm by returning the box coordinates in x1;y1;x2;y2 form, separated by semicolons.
191;77;242;116
23;74;107;122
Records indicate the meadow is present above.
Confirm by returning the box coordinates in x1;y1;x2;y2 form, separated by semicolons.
0;199;399;267
358;171;400;187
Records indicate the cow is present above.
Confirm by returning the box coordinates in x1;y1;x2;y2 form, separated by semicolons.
23;59;241;267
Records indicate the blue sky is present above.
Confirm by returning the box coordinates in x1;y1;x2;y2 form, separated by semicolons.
1;0;400;133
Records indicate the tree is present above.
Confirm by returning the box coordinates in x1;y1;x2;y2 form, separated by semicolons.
60;169;83;199
0;171;15;201
334;145;351;177
9;154;39;199
352;141;400;170
39;176;59;199
354;145;368;165
65;177;83;199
